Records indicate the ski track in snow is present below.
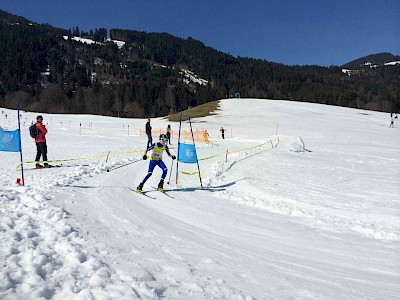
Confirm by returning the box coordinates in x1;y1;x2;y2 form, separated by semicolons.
208;137;399;242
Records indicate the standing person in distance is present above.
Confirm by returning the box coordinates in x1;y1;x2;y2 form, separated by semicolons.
136;134;176;192
146;118;152;149
34;115;51;168
220;127;226;139
166;124;172;145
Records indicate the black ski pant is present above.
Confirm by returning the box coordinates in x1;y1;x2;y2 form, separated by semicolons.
166;132;171;144
147;133;153;149
35;142;48;163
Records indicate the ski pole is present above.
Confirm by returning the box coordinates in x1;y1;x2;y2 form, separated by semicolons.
167;158;174;184
106;159;141;172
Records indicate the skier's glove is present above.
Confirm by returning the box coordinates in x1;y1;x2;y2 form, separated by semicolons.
171;155;176;160
143;155;147;160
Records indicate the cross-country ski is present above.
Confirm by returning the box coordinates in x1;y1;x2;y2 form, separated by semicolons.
128;188;156;199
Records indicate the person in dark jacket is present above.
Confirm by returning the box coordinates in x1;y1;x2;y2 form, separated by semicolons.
34;115;51;168
166;124;172;145
220;127;226;139
390;112;394;128
146;119;152;148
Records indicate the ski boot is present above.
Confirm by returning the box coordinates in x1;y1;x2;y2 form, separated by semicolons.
136;183;144;193
157;179;164;192
35;164;44;168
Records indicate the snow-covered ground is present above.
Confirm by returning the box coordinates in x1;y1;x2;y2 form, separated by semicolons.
1;99;399;299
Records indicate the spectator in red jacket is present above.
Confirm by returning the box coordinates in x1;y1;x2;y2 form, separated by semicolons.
34;115;50;168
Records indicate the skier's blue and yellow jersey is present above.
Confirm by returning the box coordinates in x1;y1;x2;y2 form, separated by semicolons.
147;142;171;161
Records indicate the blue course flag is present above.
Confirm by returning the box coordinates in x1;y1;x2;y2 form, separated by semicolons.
0;129;21;152
177;143;198;164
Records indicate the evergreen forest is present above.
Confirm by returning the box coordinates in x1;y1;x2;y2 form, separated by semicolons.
1;9;399;117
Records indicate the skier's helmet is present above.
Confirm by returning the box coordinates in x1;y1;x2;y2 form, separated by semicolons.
159;134;168;142
36;115;43;121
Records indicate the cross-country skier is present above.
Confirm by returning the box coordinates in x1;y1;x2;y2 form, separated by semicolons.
136;134;176;192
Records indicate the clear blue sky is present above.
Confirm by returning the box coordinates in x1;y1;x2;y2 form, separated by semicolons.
1;0;399;66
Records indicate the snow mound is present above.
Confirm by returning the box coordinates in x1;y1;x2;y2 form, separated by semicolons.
275;135;309;152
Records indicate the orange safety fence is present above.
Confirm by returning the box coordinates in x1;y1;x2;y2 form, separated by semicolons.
139;129;210;144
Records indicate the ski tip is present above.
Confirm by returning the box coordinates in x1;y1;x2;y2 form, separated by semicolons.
129;188;155;199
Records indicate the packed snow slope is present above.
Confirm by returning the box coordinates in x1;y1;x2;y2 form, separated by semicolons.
1;99;399;300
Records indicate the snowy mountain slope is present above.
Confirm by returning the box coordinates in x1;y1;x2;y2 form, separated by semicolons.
1;99;399;299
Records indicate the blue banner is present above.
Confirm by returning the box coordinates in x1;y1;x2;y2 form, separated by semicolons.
0;129;21;152
177;143;198;164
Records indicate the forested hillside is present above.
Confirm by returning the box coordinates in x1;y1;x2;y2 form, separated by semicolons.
1;9;399;117
342;52;400;69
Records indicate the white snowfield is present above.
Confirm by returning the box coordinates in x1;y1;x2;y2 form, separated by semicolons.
0;99;399;299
